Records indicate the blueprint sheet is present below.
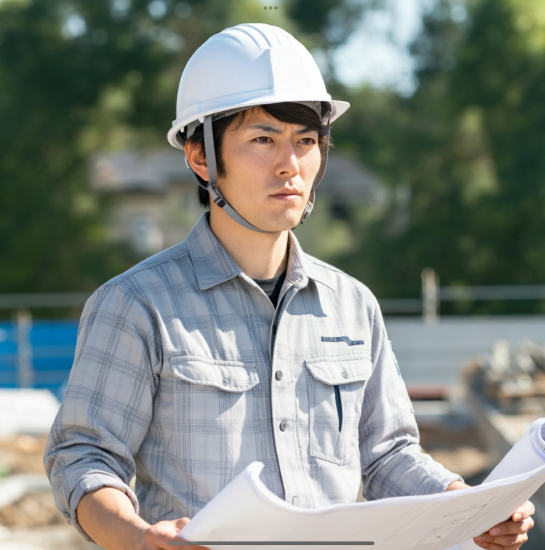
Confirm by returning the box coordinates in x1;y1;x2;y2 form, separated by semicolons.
178;419;545;550
451;418;545;550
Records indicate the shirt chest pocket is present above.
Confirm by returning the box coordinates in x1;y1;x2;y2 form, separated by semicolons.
168;356;260;437
170;356;260;392
165;355;262;471
305;354;373;465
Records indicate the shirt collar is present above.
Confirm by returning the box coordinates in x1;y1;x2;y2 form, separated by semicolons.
186;213;335;292
187;213;242;290
289;232;336;291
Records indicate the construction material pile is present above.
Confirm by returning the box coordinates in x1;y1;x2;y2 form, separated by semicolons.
0;435;96;550
463;340;545;414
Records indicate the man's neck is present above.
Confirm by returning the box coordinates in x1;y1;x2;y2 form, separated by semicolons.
208;208;289;280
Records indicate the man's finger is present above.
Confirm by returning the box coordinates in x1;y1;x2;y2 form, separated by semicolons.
483;517;534;538
475;544;523;550
512;500;535;522
473;517;534;550
170;518;208;549
478;533;527;547
475;518;534;542
174;517;191;530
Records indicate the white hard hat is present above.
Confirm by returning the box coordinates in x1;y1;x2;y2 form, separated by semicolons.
168;23;350;233
167;23;350;149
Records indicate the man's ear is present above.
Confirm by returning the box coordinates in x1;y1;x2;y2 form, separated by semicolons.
184;141;209;182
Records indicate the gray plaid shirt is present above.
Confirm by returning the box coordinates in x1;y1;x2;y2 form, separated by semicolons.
44;213;460;541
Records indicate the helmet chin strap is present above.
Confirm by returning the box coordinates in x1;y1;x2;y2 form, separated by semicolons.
186;113;331;233
300;118;330;224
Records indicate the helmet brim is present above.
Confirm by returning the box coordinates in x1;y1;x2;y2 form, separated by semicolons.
168;99;350;150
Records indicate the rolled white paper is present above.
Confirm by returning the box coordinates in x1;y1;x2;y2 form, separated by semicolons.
458;418;545;550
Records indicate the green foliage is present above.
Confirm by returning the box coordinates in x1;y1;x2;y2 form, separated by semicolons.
330;0;545;314
0;0;285;297
285;0;366;47
0;0;369;301
0;0;174;293
8;0;545;317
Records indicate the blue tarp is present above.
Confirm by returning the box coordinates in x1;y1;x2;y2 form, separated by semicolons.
0;320;78;399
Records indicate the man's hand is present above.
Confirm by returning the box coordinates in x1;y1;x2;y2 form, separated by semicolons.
78;488;207;550
140;517;207;550
472;501;535;550
445;481;535;549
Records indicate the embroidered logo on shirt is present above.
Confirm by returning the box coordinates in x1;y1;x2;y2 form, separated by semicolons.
321;336;365;346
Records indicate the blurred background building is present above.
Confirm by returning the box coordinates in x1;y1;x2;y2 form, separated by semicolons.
88;148;386;257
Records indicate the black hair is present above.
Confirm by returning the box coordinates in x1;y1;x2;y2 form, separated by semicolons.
181;102;332;208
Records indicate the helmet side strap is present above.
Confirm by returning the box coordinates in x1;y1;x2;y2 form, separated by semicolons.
203;116;272;234
298;117;330;225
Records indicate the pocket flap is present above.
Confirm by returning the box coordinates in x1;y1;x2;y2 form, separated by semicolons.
305;354;373;385
170;356;259;392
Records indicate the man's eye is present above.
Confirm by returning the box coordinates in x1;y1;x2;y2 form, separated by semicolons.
300;138;316;145
255;136;271;143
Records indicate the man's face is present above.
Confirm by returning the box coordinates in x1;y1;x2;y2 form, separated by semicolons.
216;107;322;232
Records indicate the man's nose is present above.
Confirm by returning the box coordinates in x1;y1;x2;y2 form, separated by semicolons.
276;141;299;176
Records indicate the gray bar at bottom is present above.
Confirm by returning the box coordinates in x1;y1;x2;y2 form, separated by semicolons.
168;542;374;546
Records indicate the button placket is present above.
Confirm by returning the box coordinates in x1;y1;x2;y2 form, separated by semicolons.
268;285;302;506
268;285;297;362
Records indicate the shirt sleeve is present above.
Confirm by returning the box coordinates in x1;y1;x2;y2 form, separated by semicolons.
43;283;162;541
358;295;462;500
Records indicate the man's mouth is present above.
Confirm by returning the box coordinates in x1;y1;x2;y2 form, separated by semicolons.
271;189;302;200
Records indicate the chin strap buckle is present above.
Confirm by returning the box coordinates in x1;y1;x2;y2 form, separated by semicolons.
300;191;315;224
300;202;314;224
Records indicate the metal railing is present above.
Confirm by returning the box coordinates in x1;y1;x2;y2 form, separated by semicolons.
0;313;78;393
379;269;545;323
0;294;90;390
439;285;545;301
2;276;545;390
1;281;545;318
379;299;422;314
0;292;91;309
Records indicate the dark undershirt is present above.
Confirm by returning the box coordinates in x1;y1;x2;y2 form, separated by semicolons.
252;270;287;309
252;269;343;432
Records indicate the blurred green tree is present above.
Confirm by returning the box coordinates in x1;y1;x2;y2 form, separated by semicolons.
285;0;374;81
0;0;370;302
331;0;545;314
0;0;178;295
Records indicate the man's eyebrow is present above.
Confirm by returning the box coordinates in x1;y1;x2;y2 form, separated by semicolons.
246;124;317;135
294;126;316;135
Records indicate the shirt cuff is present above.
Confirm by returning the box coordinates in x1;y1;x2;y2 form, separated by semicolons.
424;468;465;494
404;452;465;496
364;443;465;500
68;472;139;542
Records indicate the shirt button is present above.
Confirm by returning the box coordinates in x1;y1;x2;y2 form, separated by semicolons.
341;371;348;379
279;420;287;431
222;377;228;386
275;370;283;381
292;496;299;505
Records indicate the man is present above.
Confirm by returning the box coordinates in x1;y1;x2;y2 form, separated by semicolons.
44;23;534;550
